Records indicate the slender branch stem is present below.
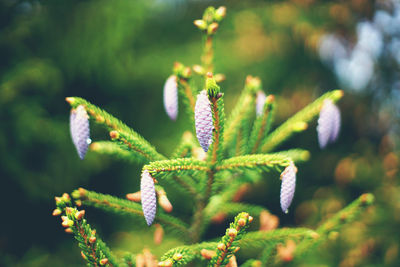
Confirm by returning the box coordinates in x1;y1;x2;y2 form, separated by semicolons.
202;36;214;74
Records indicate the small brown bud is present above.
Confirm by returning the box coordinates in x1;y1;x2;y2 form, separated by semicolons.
226;254;237;267
100;258;109;265
159;194;173;213
136;254;145;267
194;20;207;30
52;209;62;216
75;200;82;207
248;216;254;223
62;219;74;228
207;22;219;34
211;212;227;224
89;236;97;244
192;65;205;75
109;131;119;139
55;196;62;204
266;94;275;104
182;67;191;78
65;228;73;234
154;224;164;245
214;74;226;83
75;210;85;220
91;230;96;236
126;192;141;202
95;115;105;123
228;228;238;237
163;259;173;267
62;193;71;201
215;6;226;21
217;243;226;251
200;249;216;260
65;207;74;216
65;97;75;104
81;251;87;260
173;253;183;261
238;218;246;227
61;215;68;221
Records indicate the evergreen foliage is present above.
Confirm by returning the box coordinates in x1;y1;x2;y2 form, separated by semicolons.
53;6;374;267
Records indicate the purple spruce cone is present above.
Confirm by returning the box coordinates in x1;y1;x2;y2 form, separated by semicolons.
141;170;157;226
256;90;266;116
195;90;214;152
317;99;341;149
163;75;178;120
70;105;91;160
280;162;297;213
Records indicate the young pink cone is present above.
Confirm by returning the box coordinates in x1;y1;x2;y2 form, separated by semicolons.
140;170;157;226
256;90;266;116
317;99;341;148
280;162;297;213
195;90;213;152
70;105;91;160
163;75;178;120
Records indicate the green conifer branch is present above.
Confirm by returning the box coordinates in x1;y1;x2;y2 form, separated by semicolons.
224;78;259;154
272;149;311;163
216;154;291;172
260;90;344;152
66;97;166;162
248;96;275;154
143;158;210;179
90;141;146;164
160;242;218;266
239;228;317;251
71;188;190;237
209;212;252;267
54;195;118;267
294;193;374;258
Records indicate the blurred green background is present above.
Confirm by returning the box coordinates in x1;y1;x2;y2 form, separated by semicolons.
1;0;399;266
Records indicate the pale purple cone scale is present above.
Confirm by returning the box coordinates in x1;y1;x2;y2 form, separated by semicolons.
195;90;213;152
256;90;266;116
141;170;157;226
280;162;297;213
317;99;341;148
70;105;90;160
329;103;341;143
163;75;178;120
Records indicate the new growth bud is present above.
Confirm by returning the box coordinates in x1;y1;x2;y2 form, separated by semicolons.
228;228;238;237
317;99;341;148
70;105;91;160
140;170;157;226
126;192;141;202
163;75;178;121
195;90;213;152
280;162;298;213
207;22;219;35
194;19;207;30
214;6;227;21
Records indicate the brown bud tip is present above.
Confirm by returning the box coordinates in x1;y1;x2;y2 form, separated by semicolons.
75;200;82;207
62;193;71;201
159;195;173;213
100;258;109;265
61;216;68;221
61;219;73;228
91;230;96;235
266;94;275;103
65;228;73;234
228;228;238;237
211;212;227;224
173;253;183;261
194;19;207;30
207;22;219;34
126;192;141;202
65;207;74;215
81;251;87;260
52;209;62;216
215;6;227;20
311;231;320;239
163;259;173;267
75;210;85;220
109;131;119;139
360;193;374;205
182;67;191;78
206;72;213;78
200;249;216;260
248;216;254;223
154;224;164;245
238;218;246;227
65;97;75;104
217;243;226;251
55;196;62;204
89;236;97;244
